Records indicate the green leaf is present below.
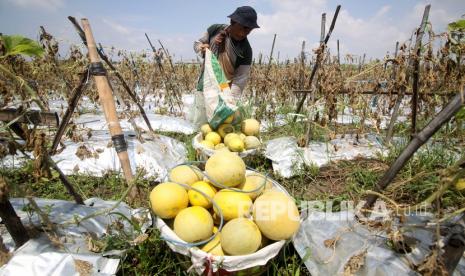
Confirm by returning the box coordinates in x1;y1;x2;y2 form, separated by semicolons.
448;19;465;31
0;34;44;58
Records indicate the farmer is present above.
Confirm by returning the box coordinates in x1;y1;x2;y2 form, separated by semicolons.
193;6;259;99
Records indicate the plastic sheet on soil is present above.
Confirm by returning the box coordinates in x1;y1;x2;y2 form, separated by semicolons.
0;197;151;276
293;210;465;275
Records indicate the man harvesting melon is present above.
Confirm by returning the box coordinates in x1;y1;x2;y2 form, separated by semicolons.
194;6;259;101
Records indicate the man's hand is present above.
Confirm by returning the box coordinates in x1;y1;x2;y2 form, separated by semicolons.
199;43;209;52
213;30;227;45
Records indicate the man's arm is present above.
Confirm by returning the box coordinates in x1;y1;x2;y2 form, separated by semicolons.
230;64;251;100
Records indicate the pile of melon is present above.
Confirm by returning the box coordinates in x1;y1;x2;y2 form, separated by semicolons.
199;117;262;153
149;151;300;257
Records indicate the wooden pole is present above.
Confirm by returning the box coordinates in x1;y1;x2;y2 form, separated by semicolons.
385;5;430;143
411;5;430;137
299;40;306;87
337;39;340;64
294;5;341;119
50;69;88;154
0;177;29;248
365;86;465;208
265;34;277;77
145;33;181;111
304;12;328;145
391;42;400;80
68;17;153;133
81;18;138;201
0;109;58;127
158;40;177;77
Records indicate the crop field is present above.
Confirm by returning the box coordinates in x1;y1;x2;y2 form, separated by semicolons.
0;3;465;276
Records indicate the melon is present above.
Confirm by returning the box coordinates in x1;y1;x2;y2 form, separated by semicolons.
200;140;215;149
228;137;245;152
169;165;203;186
213;190;252;221
220;218;261;255
214;143;226;150
456;178;465;190
244;136;261;150
205;151;246;187
238;174;273;200
241;119;260;136
223;133;240;146
201;231;224;256
205;132;221;145
253;191;300;240
201;124;213;137
217;147;230;153
150;182;188;219
217;124;234;138
239;133;246;142
174;206;214;243
188;181;217;208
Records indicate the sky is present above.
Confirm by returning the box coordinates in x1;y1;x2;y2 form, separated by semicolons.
0;0;464;62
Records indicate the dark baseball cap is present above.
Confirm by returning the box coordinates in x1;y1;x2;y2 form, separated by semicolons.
228;6;260;29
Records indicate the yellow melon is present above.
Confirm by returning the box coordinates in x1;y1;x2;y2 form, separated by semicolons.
150;182;188;219
188;181;217;208
244;136;261;150
200;140;215;149
214;143;226;150
223;133;240;146
174;206;214;243
201;124;213;137
228;137;245;152
205;132;221;145
169;165;203;186
238;174;273;200
456;178;465;190
253;190;300;240
241;119;260;136
217;124;234;138
220;218;261;255
213;190;252;221
201;232;224;256
205;151;246;188
216;147;230;153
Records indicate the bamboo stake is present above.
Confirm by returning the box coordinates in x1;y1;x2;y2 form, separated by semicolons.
145;33;182;112
391;41;400;80
299;40;306;87
365;86;465;208
68;16;153;133
265;34;277;78
411;5;430;137
294;5;341;119
50;68;88;154
0;177;29;248
304;12;327;146
385;5;430;143
158;40;177;77
81;18;139;202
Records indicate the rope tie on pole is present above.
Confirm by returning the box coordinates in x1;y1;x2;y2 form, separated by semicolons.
111;134;128;153
89;62;107;76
